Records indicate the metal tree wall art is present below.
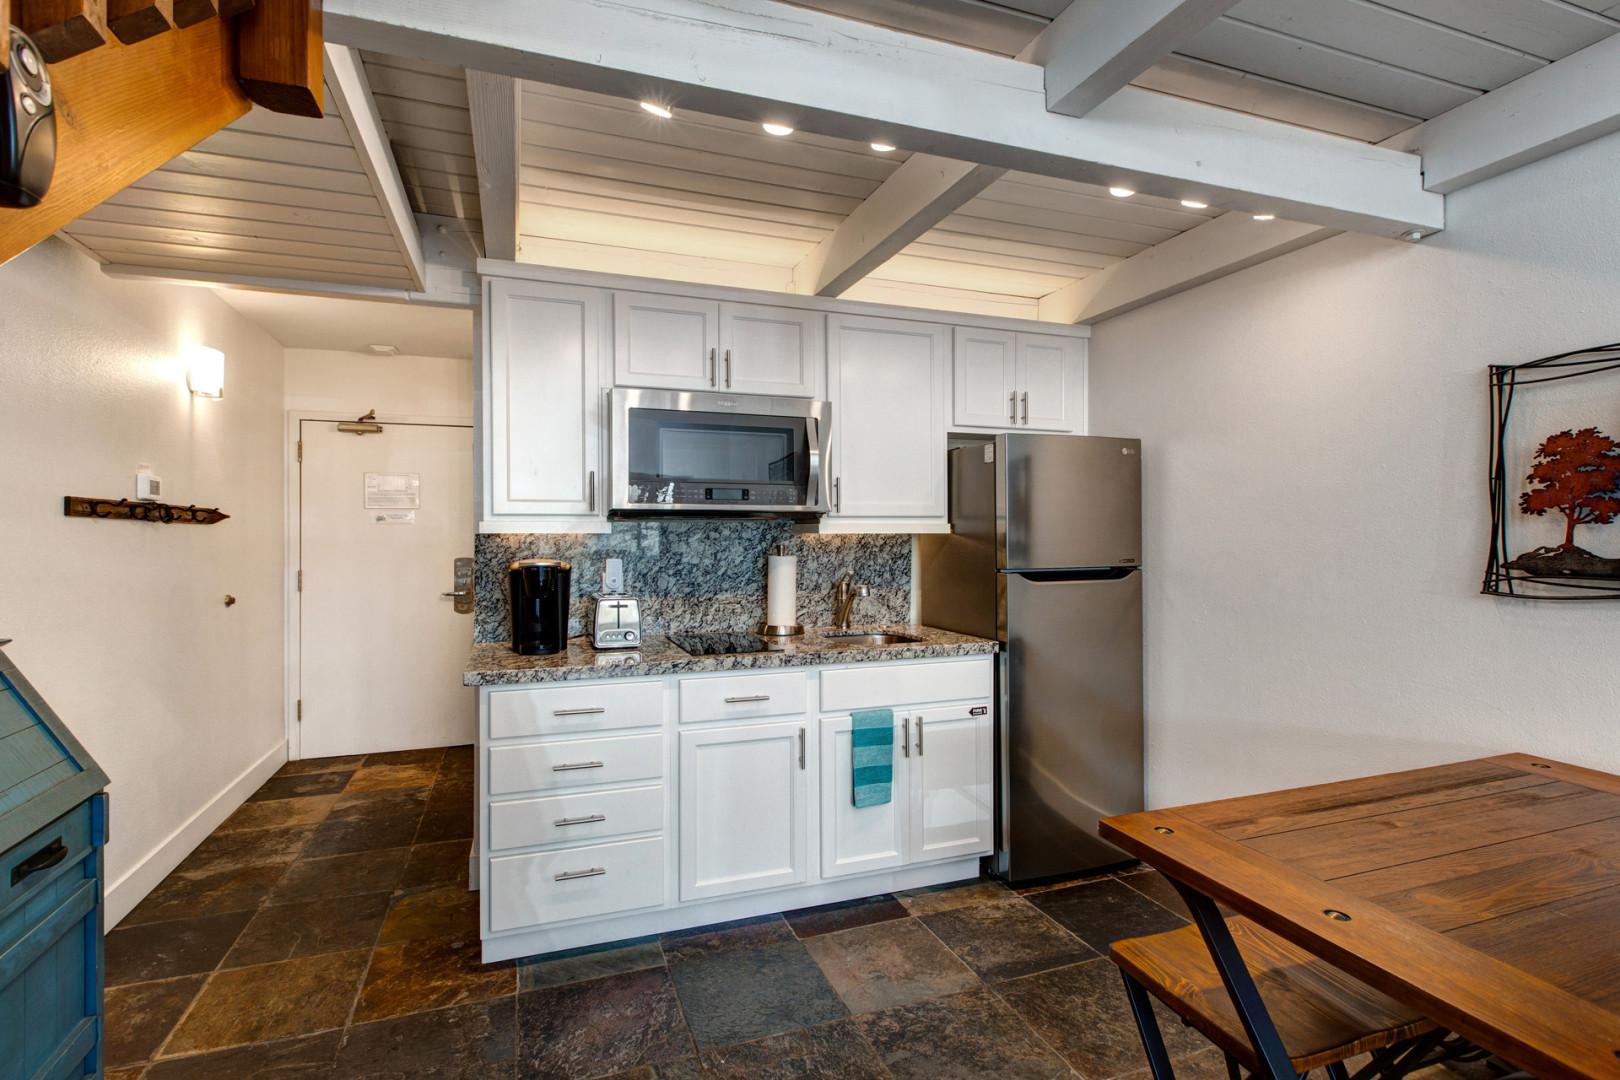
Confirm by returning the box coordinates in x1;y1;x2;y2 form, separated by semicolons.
1485;345;1620;599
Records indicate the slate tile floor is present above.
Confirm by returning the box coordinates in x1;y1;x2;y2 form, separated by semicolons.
105;747;1490;1079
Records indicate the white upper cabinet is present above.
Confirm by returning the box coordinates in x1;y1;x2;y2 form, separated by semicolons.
952;328;1085;434
825;314;950;531
613;293;721;392
483;279;607;530
717;302;821;397
614;292;821;397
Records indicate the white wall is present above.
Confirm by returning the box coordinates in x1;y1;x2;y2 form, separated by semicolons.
1088;131;1620;808
284;347;472;419
0;239;287;924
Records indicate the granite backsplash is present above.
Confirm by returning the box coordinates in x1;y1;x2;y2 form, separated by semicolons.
474;521;912;643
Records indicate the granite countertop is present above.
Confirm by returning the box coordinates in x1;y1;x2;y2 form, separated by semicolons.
463;624;998;685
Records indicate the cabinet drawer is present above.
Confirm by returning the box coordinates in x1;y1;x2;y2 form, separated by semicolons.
488;785;664;851
488;680;663;740
2;800;93;919
820;659;990;712
488;836;664;931
679;671;807;724
487;734;663;796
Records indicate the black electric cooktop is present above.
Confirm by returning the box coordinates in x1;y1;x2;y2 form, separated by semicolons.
668;631;773;656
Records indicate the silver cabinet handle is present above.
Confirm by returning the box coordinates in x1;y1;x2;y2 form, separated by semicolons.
724;694;771;703
555;867;606;881
1021;392;1029;424
709;347;717;386
1009;391;1017;422
833;477;841;512
555;814;606;827
553;707;606;717
798;727;806;770
588;469;597;513
724;348;733;388
917;718;924;755
552;760;605;772
901;716;910;758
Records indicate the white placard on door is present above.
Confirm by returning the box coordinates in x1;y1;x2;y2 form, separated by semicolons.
372;510;417;525
365;472;420;509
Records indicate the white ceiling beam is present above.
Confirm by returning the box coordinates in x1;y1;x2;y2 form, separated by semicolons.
1383;32;1620;195
794;155;1005;297
1038;212;1338;325
324;0;1443;238
1023;0;1240;117
323;44;428;291
465;70;521;261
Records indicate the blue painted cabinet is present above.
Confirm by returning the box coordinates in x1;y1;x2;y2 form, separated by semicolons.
0;641;109;1080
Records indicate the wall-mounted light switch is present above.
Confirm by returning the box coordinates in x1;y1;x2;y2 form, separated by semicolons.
603;557;625;594
135;469;162;502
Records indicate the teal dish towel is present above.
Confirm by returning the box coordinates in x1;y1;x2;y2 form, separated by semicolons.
851;707;894;808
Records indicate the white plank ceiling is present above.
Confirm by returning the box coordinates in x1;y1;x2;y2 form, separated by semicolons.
62;84;419;289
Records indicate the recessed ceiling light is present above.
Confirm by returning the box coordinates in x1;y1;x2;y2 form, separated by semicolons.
870;141;897;153
1253;213;1276;221
639;101;673;119
1108;186;1136;198
762;122;795;137
1181;198;1209;209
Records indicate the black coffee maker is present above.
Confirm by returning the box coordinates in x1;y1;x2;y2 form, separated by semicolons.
509;558;571;655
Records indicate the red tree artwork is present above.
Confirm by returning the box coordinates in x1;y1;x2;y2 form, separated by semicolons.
1520;428;1620;547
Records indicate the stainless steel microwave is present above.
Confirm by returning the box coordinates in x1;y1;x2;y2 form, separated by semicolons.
609;388;830;519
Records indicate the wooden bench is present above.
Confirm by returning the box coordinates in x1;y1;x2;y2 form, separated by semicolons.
1112;918;1438;1077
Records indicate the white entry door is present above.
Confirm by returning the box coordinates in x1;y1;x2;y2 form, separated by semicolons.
298;417;476;759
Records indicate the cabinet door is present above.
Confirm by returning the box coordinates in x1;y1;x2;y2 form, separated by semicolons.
486;279;604;518
1016;333;1081;432
719;302;821;397
819;715;906;878
826;315;949;523
679;722;808;900
907;705;993;864
952;327;1018;428
613;292;721;391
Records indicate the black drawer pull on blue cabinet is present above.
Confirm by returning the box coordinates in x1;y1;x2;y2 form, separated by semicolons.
12;836;68;885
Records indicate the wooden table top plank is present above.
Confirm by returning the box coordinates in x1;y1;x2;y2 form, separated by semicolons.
1102;807;1620;1079
1448;883;1620;1011
1242;781;1620;880
1492;753;1620;797
1334;816;1620;932
1178;759;1549;840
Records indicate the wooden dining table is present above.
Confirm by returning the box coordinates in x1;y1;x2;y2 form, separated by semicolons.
1100;753;1620;1080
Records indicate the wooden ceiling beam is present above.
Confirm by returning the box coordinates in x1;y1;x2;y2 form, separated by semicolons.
794;154;1004;296
323;0;1443;238
238;0;321;116
15;0;108;60
1023;0;1240;117
106;0;173;44
465;69;519;262
0;15;248;264
324;43;427;288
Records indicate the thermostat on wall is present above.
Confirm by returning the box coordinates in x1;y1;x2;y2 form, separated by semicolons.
135;469;162;502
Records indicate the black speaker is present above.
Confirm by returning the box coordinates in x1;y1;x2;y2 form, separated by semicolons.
0;28;55;209
509;559;571;656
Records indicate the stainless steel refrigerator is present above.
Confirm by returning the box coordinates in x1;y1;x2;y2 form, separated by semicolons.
920;433;1143;882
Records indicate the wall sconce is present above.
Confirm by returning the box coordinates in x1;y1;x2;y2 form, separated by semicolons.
185;344;224;399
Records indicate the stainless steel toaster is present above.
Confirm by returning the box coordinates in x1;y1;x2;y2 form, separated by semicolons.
590;594;642;649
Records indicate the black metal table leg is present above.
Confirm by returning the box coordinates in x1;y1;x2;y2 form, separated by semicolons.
1120;967;1180;1080
1171;880;1299;1080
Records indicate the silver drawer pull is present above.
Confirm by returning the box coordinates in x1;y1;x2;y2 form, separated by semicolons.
553;707;607;717
555;866;607;881
555;814;607;827
724;694;771;703
552;760;606;771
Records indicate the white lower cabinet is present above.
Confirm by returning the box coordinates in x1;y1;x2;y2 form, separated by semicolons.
488;836;664;932
678;721;809;900
819;702;993;879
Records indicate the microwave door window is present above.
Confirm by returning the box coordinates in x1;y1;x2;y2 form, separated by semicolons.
657;426;791;483
625;407;811;506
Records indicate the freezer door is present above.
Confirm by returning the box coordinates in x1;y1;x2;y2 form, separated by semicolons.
1002;568;1143;881
999;434;1141;571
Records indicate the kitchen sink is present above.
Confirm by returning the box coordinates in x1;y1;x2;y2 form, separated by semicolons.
824;632;923;646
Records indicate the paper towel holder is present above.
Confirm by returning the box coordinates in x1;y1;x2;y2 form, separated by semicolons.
759;621;804;637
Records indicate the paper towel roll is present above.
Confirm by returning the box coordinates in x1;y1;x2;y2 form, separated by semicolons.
765;554;798;632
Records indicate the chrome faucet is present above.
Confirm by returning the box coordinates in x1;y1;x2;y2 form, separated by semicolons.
832;572;869;630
